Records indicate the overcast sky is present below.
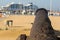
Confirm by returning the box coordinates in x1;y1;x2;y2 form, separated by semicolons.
0;0;60;11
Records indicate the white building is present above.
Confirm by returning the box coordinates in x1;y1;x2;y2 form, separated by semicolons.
2;3;38;15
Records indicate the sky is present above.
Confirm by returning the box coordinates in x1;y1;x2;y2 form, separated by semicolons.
0;0;60;11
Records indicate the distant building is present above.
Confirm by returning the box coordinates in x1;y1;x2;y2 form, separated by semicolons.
2;3;38;15
48;10;60;16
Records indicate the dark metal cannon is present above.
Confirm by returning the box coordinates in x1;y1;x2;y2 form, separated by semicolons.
30;8;58;40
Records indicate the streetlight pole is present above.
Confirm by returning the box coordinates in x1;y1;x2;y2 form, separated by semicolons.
50;0;52;14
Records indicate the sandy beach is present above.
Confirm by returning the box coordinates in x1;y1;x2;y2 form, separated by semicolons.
0;15;60;40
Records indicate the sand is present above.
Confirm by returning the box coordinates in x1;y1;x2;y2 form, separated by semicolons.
0;15;60;40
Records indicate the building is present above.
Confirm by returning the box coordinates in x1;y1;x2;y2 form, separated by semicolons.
2;3;38;15
48;10;60;16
